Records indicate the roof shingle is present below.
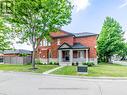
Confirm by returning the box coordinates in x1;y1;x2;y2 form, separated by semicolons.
72;43;89;49
73;32;98;37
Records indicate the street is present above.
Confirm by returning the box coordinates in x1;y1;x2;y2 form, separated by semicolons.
0;71;127;95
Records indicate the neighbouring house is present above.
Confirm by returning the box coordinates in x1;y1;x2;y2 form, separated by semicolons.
37;30;98;65
0;49;32;64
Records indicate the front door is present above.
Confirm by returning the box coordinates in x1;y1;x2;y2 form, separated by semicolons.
62;50;70;62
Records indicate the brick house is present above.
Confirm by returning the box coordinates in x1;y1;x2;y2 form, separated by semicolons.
37;30;98;65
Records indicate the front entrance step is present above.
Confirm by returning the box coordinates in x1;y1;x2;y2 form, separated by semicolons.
42;66;64;75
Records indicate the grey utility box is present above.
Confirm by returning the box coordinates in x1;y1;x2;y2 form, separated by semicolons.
77;65;88;74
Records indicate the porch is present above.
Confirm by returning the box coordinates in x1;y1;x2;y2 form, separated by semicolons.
58;43;96;66
58;49;89;66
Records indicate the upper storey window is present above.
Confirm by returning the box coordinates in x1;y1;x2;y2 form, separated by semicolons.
57;39;60;45
43;39;47;46
42;39;51;46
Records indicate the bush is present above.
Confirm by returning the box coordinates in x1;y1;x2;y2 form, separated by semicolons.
35;59;43;65
76;62;79;66
49;61;59;65
19;53;29;57
26;63;31;65
54;62;59;65
49;61;53;65
72;63;75;66
72;62;80;66
82;62;95;67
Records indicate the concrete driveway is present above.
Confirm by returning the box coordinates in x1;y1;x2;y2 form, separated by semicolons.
0;72;127;95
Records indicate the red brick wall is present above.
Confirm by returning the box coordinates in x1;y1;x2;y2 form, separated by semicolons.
74;36;97;58
37;47;49;58
60;36;74;45
51;36;73;58
37;31;97;59
50;31;69;37
37;36;73;58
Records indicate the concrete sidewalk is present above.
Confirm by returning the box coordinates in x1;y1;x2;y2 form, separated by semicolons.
43;66;64;74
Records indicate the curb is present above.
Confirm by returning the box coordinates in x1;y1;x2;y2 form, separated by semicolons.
42;74;127;80
0;70;43;75
1;70;127;80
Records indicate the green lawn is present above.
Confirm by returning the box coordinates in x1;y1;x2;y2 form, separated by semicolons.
0;64;58;73
52;63;127;77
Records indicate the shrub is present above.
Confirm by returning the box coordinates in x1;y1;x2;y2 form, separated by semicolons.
72;63;79;66
19;53;30;57
54;62;59;65
26;63;31;65
82;62;95;67
35;59;43;65
72;63;75;66
49;61;53;65
49;61;59;65
76;62;79;66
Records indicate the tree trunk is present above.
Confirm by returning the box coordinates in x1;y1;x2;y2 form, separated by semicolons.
108;57;112;63
32;47;36;69
105;56;112;63
104;56;108;63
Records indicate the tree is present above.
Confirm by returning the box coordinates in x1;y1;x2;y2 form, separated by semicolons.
7;0;73;69
97;17;125;63
0;17;11;50
118;43;127;60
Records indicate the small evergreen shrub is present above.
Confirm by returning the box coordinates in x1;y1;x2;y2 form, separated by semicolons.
49;61;54;65
49;61;59;65
72;63;75;66
82;62;95;67
76;62;79;66
54;62;59;65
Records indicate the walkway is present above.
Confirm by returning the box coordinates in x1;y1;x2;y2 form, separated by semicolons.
42;66;64;74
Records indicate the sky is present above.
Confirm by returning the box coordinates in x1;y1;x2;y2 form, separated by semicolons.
14;0;127;50
63;0;127;34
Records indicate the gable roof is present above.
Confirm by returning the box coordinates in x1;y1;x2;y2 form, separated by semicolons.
73;32;98;38
50;29;74;38
50;30;98;38
58;43;72;50
58;43;89;50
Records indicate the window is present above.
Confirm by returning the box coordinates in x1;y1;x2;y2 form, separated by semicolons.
49;50;52;58
40;41;43;46
48;42;51;46
77;51;80;58
43;39;47;46
57;39;60;45
73;51;81;58
80;51;84;58
0;57;3;63
43;39;51;46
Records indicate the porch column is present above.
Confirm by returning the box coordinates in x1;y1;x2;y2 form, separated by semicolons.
86;49;88;62
58;50;62;64
70;49;73;65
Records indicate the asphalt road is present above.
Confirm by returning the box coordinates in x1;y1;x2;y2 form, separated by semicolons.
0;71;127;95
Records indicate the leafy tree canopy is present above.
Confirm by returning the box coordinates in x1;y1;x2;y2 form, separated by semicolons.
0;17;11;50
97;17;125;62
118;43;127;60
6;0;73;68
